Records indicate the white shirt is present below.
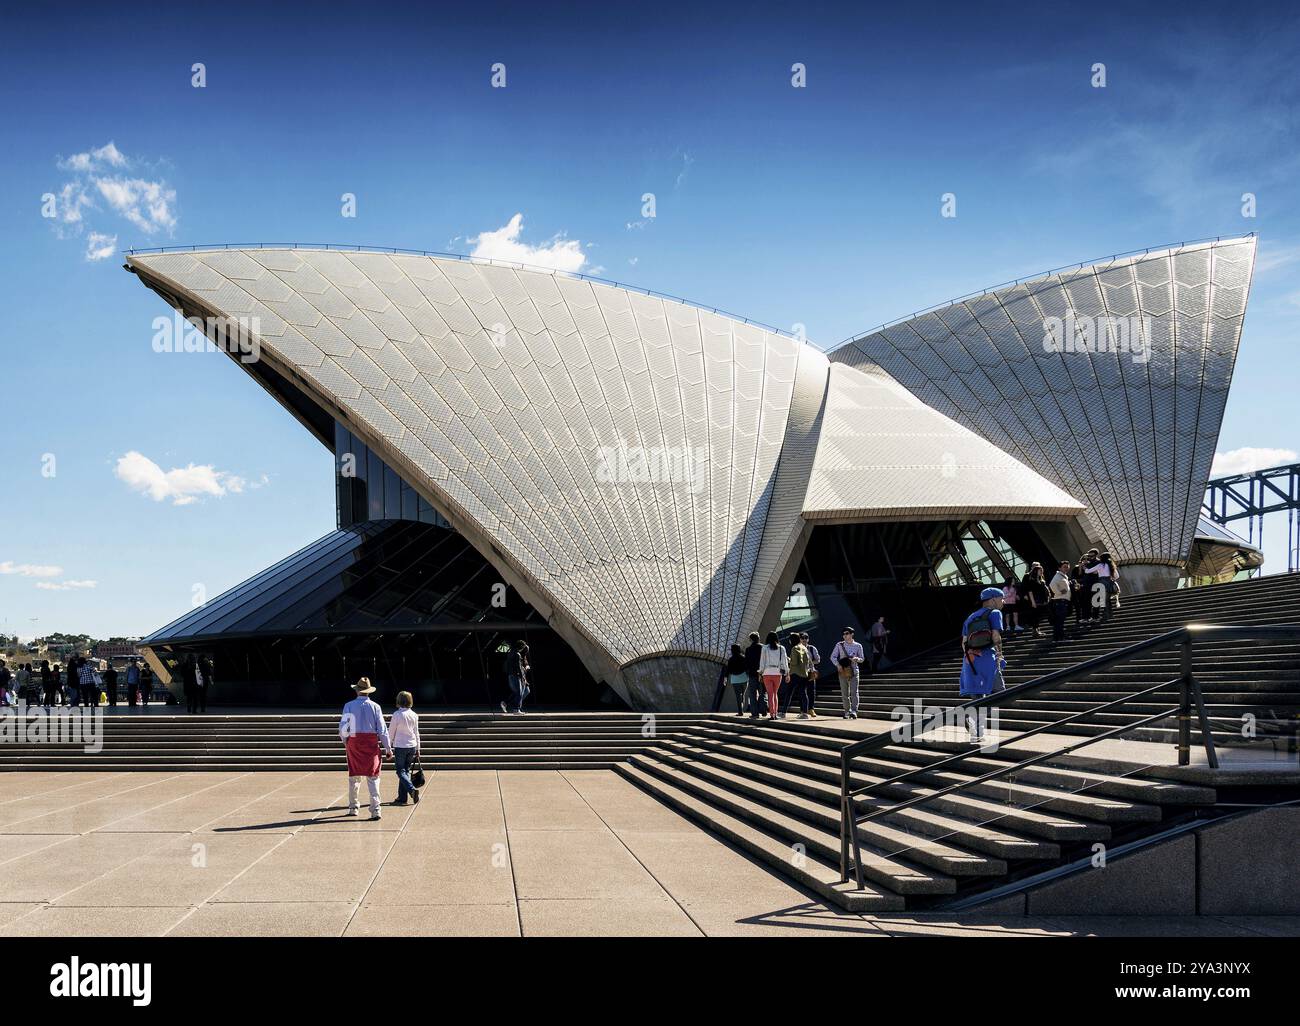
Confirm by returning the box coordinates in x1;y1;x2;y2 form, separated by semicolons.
758;645;789;675
1049;571;1072;600
1095;562;1112;579
389;708;420;750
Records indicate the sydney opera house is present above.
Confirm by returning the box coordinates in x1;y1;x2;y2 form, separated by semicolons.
125;235;1261;710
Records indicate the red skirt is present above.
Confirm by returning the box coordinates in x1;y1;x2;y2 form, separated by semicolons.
345;733;381;777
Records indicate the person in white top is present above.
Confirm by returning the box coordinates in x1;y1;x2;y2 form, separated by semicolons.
757;631;789;720
389;691;422;806
1048;560;1073;641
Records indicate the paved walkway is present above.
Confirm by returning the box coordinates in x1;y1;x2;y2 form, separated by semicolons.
0;771;1295;937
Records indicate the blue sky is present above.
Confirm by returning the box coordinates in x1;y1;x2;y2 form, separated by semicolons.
2;1;1298;640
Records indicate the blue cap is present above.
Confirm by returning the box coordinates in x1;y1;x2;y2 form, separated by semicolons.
980;587;1004;601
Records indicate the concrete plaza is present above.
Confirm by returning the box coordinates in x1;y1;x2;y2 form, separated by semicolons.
0;769;1295;938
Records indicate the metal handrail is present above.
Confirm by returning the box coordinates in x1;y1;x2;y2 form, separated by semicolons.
121;241;803;341
837;622;1300;888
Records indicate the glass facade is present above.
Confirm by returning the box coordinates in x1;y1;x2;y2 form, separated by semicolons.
334;421;449;530
779;520;1052;667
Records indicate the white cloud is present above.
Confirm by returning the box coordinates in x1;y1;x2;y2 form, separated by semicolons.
114;450;260;505
94;176;177;233
85;231;117;261
469;213;587;273
1212;447;1298;477
0;561;64;578
35;579;97;592
47;142;177;256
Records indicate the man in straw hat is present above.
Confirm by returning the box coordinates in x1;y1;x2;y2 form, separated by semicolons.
338;677;392;820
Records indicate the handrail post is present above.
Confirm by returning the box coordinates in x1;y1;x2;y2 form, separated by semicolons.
1177;633;1193;766
839;755;850;883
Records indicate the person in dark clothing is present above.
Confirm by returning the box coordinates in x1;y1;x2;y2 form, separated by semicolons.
64;658;78;707
103;664;118;706
723;644;748;715
1080;549;1101;622
1020;564;1049;636
743;632;764;720
505;640;531;714
183;655;211;714
40;660;58;706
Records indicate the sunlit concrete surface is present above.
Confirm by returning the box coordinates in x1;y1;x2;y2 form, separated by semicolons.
0;770;1294;937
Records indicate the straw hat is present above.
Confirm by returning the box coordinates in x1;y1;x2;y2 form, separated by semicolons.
352;677;375;694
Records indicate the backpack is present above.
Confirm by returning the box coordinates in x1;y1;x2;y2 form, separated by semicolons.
964;610;996;651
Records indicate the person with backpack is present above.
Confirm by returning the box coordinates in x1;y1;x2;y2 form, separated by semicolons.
831;627;865;719
960;587;1007;742
785;634;811;718
802;632;821;718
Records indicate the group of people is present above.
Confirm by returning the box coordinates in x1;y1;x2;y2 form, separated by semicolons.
1001;550;1121;643
719;618;891;721
338;677;423;819
0;656;154;708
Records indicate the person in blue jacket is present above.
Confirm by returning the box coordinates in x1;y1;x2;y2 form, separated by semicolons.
959;587;1007;742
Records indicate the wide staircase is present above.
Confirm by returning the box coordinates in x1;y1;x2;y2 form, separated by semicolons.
816;573;1300;746
614;716;1238;911
0;712;711;771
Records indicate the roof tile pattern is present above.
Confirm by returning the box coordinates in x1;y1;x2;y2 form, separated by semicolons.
829;238;1255;564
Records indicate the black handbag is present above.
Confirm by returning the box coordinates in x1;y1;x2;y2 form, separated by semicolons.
410;755;426;789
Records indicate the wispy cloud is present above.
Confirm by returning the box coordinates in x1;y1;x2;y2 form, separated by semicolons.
1032;26;1300;219
85;231;117;261
1212;446;1298;477
469;213;587;273
47;141;177;261
115;450;264;506
0;561;63;578
35;579;98;592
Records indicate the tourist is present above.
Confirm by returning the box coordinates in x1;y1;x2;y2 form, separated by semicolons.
339;677;392;820
787;633;812;719
869;616;890;673
1071;560;1090;626
1021;563;1049;636
1080;549;1101;621
1095;551;1120;620
41;659;58;706
802;632;820;718
0;659;10;707
506;640;531;714
758;631;788;720
103;662;118;707
16;663;32;706
1048;560;1073;641
66;658;80;707
724;643;748;715
744;631;764;720
78;658;99;706
960;587;1006;742
388;691;421;806
140;664;154;705
125;658;141;706
183;654;212;714
830;627;865;719
1003;579;1021;632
